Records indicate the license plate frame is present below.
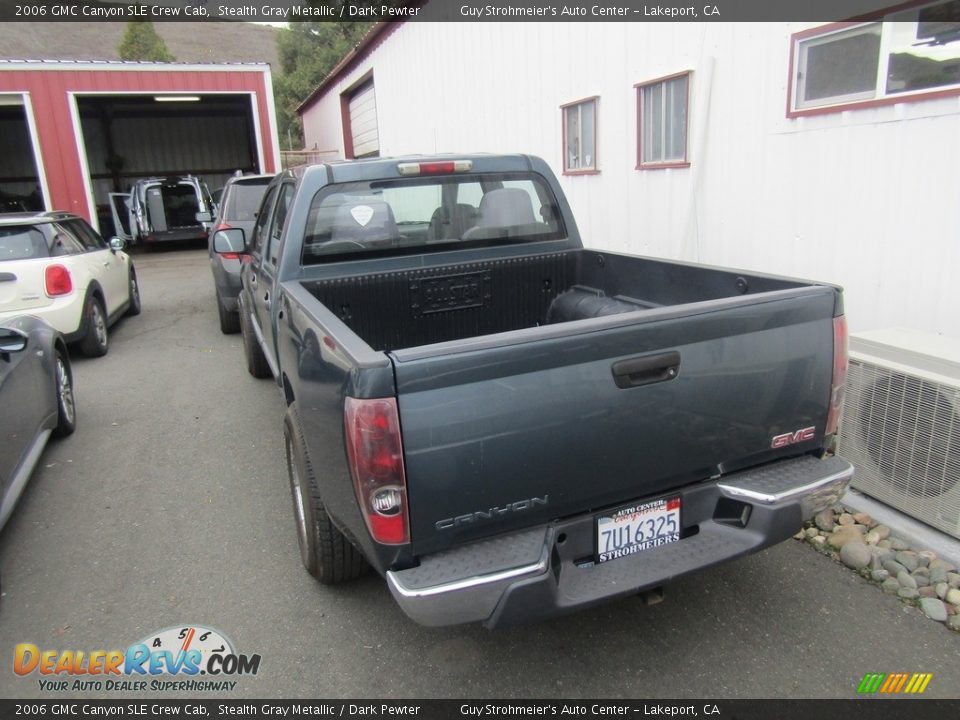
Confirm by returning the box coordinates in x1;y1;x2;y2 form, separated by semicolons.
595;496;681;564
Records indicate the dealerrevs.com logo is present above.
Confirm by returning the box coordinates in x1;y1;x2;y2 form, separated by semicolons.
14;625;261;692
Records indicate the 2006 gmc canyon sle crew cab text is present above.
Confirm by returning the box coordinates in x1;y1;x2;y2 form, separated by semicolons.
214;154;852;628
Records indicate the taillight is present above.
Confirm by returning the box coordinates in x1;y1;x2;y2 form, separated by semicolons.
344;397;409;544
825;315;848;437
44;264;73;297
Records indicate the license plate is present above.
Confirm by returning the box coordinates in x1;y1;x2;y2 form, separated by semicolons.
596;496;681;564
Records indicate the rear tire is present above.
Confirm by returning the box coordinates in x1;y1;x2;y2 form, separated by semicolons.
78;296;108;357
52;348;77;438
217;291;241;334
284;405;368;584
239;294;271;378
126;269;142;317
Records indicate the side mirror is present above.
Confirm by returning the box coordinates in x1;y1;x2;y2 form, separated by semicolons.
196;211;212;224
0;327;29;356
109;237;125;252
213;228;246;255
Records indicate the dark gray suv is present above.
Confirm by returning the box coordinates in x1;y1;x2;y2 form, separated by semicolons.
208;174;272;333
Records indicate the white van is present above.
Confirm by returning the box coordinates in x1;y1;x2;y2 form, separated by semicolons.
110;176;215;247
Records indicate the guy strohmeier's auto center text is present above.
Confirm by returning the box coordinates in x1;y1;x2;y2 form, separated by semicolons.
459;5;719;18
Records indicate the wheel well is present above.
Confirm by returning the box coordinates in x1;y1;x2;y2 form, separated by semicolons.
86;282;105;307
282;374;295;406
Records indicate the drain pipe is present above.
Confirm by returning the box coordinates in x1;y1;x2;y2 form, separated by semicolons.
679;53;716;264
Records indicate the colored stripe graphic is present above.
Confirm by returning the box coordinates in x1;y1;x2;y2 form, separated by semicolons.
858;673;932;694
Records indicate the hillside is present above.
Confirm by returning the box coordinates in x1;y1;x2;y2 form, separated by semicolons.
0;21;280;67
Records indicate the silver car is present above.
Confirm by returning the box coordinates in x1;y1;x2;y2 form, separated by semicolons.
0;316;76;531
208;173;273;334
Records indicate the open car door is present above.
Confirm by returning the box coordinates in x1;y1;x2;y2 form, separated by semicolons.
108;193;133;243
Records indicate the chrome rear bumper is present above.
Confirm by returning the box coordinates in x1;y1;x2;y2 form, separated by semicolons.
387;455;853;628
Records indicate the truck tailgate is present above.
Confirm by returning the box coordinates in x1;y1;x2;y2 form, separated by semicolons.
391;287;838;555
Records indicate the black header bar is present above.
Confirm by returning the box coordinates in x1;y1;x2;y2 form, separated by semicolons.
0;0;919;24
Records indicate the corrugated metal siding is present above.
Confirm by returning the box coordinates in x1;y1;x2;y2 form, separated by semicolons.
80;113;252;194
0;66;277;225
348;81;379;158
300;21;960;338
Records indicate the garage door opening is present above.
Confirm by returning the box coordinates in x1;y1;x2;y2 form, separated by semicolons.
0;97;44;212
76;93;262;233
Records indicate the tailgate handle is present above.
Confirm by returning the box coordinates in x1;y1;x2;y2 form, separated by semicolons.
0;272;15;283
612;351;681;389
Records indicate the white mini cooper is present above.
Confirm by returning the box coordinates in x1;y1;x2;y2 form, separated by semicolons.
0;212;141;356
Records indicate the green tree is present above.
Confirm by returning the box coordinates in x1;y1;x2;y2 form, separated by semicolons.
118;21;175;62
274;17;373;150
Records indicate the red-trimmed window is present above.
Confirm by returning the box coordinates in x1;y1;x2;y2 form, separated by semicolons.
561;97;598;174
636;72;690;170
790;0;960;116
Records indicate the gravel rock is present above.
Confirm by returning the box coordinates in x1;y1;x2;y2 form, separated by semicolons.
898;587;920;600
814;510;835;533
947;588;960;606
889;537;909;551
949;615;960;631
914;573;931;588
898;571;918;589
840;541;872;570
804;527;819;539
929;567;948;584
914;565;929;576
935;583;949;600
831;502;845;514
828;526;867;550
810;535;827;550
948;572;960;588
920;598;948;622
882;578;900;594
878;539;892;549
919;586;938;599
864;530;881;545
895;551;919;572
871;569;890;583
918;550;937;563
874;549;895;564
873;525;891;540
917;555;930;569
838;513;855;526
929;559;956;572
883;560;908;577
793;530;806;540
853;512;874;527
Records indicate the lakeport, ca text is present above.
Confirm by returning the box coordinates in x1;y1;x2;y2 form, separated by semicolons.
459;5;719;18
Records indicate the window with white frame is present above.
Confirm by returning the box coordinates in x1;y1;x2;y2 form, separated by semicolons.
793;0;960;112
637;73;689;168
562;97;597;173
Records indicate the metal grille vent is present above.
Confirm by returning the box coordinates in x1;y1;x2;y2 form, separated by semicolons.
839;358;960;539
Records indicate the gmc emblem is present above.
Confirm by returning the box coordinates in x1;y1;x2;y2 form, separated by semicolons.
771;426;816;448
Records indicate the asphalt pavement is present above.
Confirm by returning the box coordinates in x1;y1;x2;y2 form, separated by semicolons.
1;247;958;699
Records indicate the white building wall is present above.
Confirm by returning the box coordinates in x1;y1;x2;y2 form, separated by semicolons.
302;21;960;338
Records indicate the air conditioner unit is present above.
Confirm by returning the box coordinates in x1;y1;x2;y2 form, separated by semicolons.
838;328;960;540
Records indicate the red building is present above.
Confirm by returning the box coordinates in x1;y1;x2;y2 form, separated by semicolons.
0;60;279;231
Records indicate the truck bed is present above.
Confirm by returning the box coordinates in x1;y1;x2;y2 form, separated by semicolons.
301;249;807;353
295;249;839;556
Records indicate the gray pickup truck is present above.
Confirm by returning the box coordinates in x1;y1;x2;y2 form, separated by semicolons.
214;154;852;628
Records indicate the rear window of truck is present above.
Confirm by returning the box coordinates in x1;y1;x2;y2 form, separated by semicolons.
301;173;565;264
